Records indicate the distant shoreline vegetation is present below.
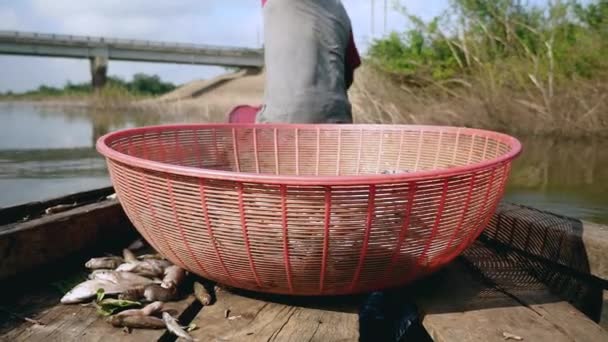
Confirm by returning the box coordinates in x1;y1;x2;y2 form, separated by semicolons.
368;0;607;84
354;0;608;136
0;73;177;101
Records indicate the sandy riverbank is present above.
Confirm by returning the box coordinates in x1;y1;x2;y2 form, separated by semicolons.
4;64;606;137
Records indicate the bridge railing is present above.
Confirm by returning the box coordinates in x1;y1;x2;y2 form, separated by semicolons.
0;30;263;56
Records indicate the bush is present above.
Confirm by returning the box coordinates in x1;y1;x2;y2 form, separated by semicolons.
356;0;608;136
0;73;177;99
368;0;608;84
128;73;176;96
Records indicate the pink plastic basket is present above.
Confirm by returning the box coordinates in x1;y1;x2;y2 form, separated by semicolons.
97;124;521;295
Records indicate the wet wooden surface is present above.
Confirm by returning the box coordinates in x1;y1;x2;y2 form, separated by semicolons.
188;287;359;341
415;241;608;342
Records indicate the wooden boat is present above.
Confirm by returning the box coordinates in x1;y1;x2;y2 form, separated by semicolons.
1;188;607;341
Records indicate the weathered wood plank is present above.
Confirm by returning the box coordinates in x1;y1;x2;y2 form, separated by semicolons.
0;199;132;280
0;295;198;342
463;242;608;341
601;290;608;331
416;261;585;342
9;305;99;342
189;288;359;341
75;296;198;342
0;186;115;226
2;192;606;341
414;241;608;342
580;221;608;282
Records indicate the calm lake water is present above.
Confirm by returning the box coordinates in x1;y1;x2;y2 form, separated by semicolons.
1;102;606;224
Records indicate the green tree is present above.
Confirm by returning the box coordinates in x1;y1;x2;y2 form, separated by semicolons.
128;73;176;95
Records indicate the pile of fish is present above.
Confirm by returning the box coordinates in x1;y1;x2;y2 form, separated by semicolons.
60;242;212;340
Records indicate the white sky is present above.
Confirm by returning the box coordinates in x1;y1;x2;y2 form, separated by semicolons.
0;0;539;92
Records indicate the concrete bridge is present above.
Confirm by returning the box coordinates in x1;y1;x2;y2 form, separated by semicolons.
0;30;264;89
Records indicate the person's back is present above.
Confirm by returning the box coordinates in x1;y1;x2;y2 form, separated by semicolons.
257;0;358;124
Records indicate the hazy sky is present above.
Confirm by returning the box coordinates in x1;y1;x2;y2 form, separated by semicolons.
0;1;449;92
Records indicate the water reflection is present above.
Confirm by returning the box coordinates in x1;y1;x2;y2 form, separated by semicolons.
0;103;606;224
505;137;608;224
0;103;203;206
35;105;165;146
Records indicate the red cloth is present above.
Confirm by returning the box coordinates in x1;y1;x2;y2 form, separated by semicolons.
228;105;261;123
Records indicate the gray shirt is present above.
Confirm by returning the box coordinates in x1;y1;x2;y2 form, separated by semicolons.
257;0;354;124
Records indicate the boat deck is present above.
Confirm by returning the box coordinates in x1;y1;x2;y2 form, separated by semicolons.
1;192;607;341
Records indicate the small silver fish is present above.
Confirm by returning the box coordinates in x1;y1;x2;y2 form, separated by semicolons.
144;284;178;302
118;286;146;301
161;266;186;289
137;254;164;260
88;269;114;279
145;259;172;269
116;260;171;278
162;312;194;341
89;271;154;286
193;282;212;306
62;272;154;304
122;249;138;264
85;257;123;270
107;315;166;329
61;280;124;304
45;202;77;215
116;301;163;317
115;262;162;278
127;238;145;250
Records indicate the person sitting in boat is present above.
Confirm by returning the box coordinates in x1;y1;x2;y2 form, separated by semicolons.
255;0;361;124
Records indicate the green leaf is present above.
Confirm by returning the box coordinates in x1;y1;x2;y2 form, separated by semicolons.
96;288;105;303
99;298;141;308
95;299;141;317
96;306;114;317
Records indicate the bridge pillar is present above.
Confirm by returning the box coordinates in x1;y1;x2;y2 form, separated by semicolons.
90;56;108;90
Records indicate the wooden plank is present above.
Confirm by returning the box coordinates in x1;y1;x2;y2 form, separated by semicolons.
0;186;115;226
2;196;606;341
488;203;608;283
1;296;197;342
416;261;588;342
0;199;132;280
0;225;200;342
188;288;359;341
413;242;608;342
601;290;608;331
3;303;101;342
478;236;605;322
72;296;198;342
463;242;608;341
580;221;608;282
